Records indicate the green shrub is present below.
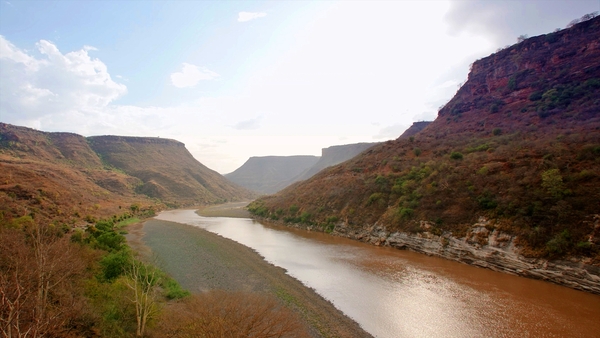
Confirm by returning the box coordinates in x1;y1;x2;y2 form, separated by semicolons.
100;251;131;281
477;166;489;175
161;277;190;299
576;241;592;255
299;211;312;224
584;78;600;89
541;169;565;199
546;230;572;256
529;91;544;101
450;152;463;160
367;192;384;205
96;231;125;251
467;143;490;153
413;148;422;157
324;223;335;233
492;128;502;136
489;103;500;113
398;207;414;219
375;175;389;186
508;77;517;91
477;194;498;210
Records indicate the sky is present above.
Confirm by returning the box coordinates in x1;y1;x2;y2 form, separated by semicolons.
1;1;598;174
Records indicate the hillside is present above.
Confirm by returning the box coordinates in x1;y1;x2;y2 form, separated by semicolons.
225;156;319;194
88;136;254;205
0;123;253;227
248;17;600;292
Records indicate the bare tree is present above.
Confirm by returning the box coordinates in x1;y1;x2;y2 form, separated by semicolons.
517;34;528;43
124;260;160;337
1;223;86;337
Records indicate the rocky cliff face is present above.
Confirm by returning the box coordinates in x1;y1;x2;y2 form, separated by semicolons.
249;17;600;294
437;17;600;136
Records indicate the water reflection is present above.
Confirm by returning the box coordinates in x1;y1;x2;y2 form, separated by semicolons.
154;210;600;338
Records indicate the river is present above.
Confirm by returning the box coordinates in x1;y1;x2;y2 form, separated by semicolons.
149;209;600;338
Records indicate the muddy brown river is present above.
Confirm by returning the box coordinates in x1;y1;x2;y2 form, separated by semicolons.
152;209;600;338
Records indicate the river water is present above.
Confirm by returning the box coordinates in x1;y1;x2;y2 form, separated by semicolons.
152;209;600;338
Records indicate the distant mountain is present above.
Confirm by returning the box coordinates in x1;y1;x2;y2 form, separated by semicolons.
226;142;384;194
293;142;379;182
397;121;431;139
225;156;319;194
0;123;253;225
248;17;600;280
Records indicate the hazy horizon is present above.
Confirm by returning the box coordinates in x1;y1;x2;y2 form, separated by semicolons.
1;0;598;174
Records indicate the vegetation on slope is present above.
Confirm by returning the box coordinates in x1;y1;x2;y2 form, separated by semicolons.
0;207;185;337
249;16;600;261
89;136;255;206
1;207;312;337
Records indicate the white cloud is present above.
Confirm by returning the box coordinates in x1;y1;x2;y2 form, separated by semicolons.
233;116;262;130
0;35;126;127
170;63;219;88
238;11;267;22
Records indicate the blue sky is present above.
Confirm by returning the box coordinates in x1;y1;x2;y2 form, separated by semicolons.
1;0;598;173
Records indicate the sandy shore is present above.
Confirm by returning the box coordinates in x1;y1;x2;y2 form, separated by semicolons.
125;206;371;338
195;201;253;218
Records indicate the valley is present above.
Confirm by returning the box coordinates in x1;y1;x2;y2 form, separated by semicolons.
1;10;599;338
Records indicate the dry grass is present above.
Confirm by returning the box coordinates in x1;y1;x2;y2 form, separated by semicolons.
150;290;311;338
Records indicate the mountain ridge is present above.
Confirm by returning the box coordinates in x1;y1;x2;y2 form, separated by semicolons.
0;123;253;226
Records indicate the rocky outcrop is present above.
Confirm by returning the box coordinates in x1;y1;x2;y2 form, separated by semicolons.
268;214;600;294
330;216;600;295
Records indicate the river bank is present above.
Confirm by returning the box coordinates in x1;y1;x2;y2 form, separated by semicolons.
125;208;371;338
260;215;600;295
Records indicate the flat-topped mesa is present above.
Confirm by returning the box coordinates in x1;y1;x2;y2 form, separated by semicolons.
0;123;103;167
87;135;185;147
320;142;378;159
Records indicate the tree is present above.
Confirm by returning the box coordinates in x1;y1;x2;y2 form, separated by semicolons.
124;260;160;337
1;222;87;337
517;34;528;43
